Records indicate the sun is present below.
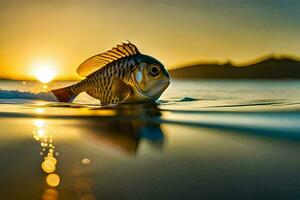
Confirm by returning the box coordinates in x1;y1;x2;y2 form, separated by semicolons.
32;62;57;83
35;68;55;83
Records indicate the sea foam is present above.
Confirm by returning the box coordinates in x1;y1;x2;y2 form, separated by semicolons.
0;89;58;102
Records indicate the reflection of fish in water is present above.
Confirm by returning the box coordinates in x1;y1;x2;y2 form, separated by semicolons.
52;42;170;106
81;104;165;155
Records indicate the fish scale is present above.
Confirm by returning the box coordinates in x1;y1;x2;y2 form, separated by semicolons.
71;57;136;105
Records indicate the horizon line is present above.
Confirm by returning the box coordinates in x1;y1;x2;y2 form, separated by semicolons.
1;53;300;81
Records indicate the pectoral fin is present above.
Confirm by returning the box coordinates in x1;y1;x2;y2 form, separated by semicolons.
111;77;133;104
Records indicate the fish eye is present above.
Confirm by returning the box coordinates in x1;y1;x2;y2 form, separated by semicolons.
149;65;160;77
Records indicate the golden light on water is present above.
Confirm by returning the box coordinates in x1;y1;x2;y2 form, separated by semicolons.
81;158;91;165
32;61;57;83
42;188;58;200
34;119;46;128
46;173;60;187
37;129;46;137
45;156;57;165
42;159;56;173
32;119;61;189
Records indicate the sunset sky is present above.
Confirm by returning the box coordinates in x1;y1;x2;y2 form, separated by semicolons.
1;0;300;80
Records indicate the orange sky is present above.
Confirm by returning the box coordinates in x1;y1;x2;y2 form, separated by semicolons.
1;0;300;80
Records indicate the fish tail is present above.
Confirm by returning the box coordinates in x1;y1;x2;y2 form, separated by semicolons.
51;85;78;103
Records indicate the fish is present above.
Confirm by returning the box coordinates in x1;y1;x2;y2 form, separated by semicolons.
51;42;170;105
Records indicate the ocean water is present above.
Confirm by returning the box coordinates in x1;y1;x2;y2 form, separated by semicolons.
0;80;300;199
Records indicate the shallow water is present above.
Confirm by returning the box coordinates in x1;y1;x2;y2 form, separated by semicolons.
0;80;300;199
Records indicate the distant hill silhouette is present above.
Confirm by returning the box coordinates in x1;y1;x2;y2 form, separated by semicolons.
170;55;300;79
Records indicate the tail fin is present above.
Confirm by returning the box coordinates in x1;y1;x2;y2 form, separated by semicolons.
51;85;78;103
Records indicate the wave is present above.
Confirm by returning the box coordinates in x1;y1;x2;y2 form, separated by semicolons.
158;96;200;104
0;89;57;102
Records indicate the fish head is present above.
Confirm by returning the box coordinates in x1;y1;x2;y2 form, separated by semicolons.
132;54;170;100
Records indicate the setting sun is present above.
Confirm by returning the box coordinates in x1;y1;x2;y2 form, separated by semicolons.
32;62;57;83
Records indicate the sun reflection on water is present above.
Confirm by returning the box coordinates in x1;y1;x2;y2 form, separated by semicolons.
46;173;60;187
32;119;60;199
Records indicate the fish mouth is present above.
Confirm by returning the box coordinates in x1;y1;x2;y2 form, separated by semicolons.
159;76;170;91
150;78;170;99
132;78;154;100
131;73;170;100
164;78;170;89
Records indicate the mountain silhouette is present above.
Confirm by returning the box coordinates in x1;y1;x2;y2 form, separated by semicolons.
170;55;300;79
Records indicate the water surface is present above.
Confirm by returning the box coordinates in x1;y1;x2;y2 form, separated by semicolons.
0;80;300;199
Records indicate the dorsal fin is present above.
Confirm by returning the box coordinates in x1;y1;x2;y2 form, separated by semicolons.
77;42;140;77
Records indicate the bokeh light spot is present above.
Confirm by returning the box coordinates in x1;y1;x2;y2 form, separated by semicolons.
81;158;91;165
46;173;60;187
42;160;56;173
